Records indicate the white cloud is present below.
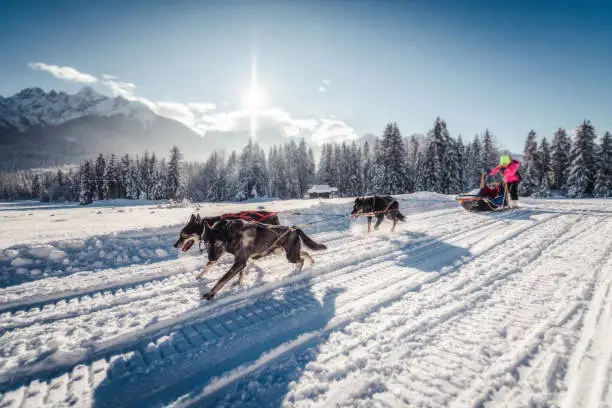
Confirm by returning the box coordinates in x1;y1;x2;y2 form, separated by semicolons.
187;102;217;113
201;107;319;137
28;62;98;84
317;78;331;93
104;78;137;98
312;119;359;144
28;63;359;144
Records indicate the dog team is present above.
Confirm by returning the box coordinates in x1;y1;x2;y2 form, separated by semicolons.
174;196;406;300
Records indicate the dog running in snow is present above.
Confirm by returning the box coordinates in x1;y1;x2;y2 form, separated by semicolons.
174;215;327;300
351;195;406;232
173;211;280;253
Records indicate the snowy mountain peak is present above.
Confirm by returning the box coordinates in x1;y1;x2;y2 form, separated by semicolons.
0;86;155;132
76;86;102;100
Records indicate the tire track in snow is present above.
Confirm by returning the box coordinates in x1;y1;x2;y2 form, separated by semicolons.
0;227;356;314
310;214;602;408
557;249;612;408
0;207;502;330
0;209;554;406
203;211;589;408
0;207;522;383
131;211;565;408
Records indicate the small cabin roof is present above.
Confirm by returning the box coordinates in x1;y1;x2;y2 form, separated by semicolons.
307;184;338;194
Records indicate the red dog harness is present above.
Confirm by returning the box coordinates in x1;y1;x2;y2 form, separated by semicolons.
220;211;278;222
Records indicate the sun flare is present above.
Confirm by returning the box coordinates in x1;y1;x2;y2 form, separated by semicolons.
243;86;266;109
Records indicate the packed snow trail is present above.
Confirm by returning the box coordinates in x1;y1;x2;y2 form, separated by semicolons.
0;196;610;408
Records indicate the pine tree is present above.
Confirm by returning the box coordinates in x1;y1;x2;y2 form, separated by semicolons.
94;154;106;200
593;131;612;198
348;141;362;195
362;141;372;194
422;118;451;193
151;159;167;200
534;175;550;198
296;138;312;198
451;136;466;193
481;129;499;172
167;146;182;199
225;151;241;200
120;154;131;198
550;128;572;191
371;138;385;193
125;165;141;199
103;154;120;199
406;135;420;192
79;160;95;205
469;135;483;188
56;170;64;186
539;137;551;186
31;174;42;199
566;120;598;198
379;122;407;194
519;130;540;196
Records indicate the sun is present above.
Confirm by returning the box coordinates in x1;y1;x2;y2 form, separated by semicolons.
242;85;266;109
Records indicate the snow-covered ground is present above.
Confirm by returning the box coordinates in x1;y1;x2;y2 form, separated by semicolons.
0;194;610;408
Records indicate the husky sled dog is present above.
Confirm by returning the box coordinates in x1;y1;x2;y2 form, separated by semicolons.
351;195;406;232
190;219;327;300
173;211;280;253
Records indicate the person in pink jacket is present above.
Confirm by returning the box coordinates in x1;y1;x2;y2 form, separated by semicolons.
488;155;521;208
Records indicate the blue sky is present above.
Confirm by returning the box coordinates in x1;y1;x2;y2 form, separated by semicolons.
1;0;611;152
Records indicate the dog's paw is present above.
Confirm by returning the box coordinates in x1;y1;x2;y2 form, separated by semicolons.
202;292;215;301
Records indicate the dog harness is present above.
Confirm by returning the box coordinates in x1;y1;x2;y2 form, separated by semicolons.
220;211;278;222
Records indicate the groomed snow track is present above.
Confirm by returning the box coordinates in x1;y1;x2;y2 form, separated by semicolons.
0;196;610;408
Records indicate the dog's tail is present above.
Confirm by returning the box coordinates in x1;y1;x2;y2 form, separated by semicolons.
297;229;327;250
396;211;406;222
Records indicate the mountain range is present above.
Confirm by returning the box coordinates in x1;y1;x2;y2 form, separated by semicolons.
0;87;216;170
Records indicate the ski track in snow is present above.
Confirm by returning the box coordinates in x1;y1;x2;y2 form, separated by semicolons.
0;195;610;408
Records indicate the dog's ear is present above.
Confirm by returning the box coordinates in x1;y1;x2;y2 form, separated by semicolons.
196;214;201;222
189;214;196;223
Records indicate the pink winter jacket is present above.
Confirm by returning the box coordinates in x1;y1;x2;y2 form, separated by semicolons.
489;159;521;183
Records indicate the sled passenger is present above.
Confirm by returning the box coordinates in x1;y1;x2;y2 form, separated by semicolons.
488;155;521;208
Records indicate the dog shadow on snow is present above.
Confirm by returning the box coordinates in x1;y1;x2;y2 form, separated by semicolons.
90;278;342;408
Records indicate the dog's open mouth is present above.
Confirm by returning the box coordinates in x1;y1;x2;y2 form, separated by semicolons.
181;239;195;252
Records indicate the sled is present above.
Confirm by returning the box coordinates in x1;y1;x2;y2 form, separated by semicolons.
455;174;510;212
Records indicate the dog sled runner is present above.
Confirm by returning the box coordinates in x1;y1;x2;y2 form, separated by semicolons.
455;174;510;212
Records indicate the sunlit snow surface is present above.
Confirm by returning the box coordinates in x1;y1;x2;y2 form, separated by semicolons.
0;195;610;408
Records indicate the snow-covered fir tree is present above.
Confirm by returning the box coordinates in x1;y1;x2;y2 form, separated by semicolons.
120;154;131;198
519;130;540;196
379;122;406;194
79;160;95;205
593;131;612;198
167;146;182;199
94;154;106;200
538;137;551;185
469;135;483;188
151;159;167;200
533;175;550;198
103;154;120;199
362;141;372;194
481;129;499;172
566;120;598;198
406;135;420;192
422;118;449;193
31;174;42;199
224;151;241;201
550;128;572;191
451;136;467;193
